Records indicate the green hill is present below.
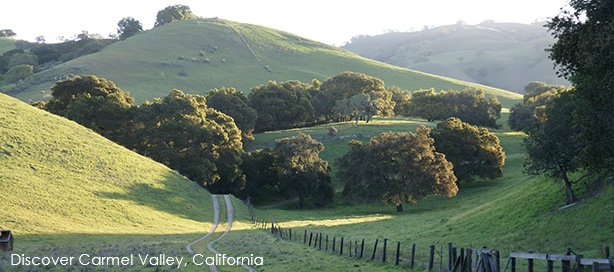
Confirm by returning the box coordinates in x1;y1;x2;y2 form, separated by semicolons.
0;37;16;54
0;93;214;249
342;22;570;94
3;18;521;108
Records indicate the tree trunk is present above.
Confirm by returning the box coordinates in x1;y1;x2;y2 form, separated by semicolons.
562;171;577;204
396;203;403;212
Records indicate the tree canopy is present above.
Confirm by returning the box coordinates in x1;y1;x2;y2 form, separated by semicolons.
508;82;565;132
408;88;501;128
431;117;505;183
274;133;334;208
337;127;458;212
41;76;245;195
248;80;316;132
117;17;143;41
546;0;613;171
205;88;257;142
522;91;588;204
154;5;196;27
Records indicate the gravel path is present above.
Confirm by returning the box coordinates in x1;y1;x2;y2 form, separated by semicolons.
186;195;220;271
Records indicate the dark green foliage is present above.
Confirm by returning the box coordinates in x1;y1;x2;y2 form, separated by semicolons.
154;5;196;27
117;17;143;41
41;76;245;195
29;37;116;64
388;86;412;117
408;88;501;128
5;65;34;83
274;133;334;208
318;71;391;120
522;91;586;204
431;117;505;183
205;88;257;142
130;90;245;195
546;0;613;171
237;148;281;201
508;82;565;132
248;80;316;132
44;75;133;115
337;127;458;211
0;29;16;37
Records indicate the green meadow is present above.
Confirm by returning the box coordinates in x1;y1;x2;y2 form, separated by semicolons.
2;18;521;107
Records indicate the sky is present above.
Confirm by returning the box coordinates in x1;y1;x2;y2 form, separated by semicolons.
3;0;569;46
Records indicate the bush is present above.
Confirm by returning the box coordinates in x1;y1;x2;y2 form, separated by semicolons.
5;65;34;83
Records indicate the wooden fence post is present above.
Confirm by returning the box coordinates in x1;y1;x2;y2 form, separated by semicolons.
449;243;453;271
563;247;571;272
289;228;292;241
495;250;500;272
577;254;584;272
340;237;344;255
383;239;387;263
304;230;307;244
309;232;313;246
319;233;322;250
326;235;329;251
592;262;599;272
429;245;435;271
372;239;379;261
394;242;401;266
528;251;534;272
510;251;516;272
411;243;416;269
355;241;359;258
313;233;317;248
361;239;365;258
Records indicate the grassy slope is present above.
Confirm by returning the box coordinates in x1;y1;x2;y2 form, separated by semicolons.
0;93;217;270
239;114;613;270
0;37;16;54
5;18;521;108
342;22;570;94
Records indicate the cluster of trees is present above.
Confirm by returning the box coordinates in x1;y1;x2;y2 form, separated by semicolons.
521;0;612;204
239;134;334;208
337;117;505;212
508;82;566;132
35;75;335;207
405;88;502;128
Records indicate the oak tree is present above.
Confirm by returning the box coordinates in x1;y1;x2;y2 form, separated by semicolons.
337;127;458;212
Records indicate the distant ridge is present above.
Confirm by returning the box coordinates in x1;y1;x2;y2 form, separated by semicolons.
4;18;521;107
342;22;570;93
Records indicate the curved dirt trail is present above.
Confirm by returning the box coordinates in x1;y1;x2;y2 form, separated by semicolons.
207;195;257;272
186;195;256;272
186;195;220;271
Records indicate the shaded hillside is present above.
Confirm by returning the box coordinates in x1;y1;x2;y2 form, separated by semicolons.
342;22;570;93
0;93;214;238
0;37;16;54
2;18;521;107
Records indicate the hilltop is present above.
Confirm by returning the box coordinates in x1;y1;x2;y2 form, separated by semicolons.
342;22;570;93
2;18;521;106
0;93;214;245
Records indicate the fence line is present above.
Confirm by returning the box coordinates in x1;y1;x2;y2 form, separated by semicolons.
242;198;612;272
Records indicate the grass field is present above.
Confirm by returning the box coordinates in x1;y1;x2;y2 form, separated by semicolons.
240;112;613;271
2;18;521;108
0;93;217;271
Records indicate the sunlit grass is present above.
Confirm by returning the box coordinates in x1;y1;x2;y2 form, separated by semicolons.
0;93;217;270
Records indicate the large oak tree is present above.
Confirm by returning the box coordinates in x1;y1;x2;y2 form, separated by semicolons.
337;127;458;212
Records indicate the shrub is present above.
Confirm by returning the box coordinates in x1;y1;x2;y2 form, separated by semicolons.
5;65;34;83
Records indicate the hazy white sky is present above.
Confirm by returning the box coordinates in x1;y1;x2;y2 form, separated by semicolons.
3;0;569;46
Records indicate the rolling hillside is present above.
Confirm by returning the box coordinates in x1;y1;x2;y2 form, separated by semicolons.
342;22;570;94
0;93;215;246
2;18;521;107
